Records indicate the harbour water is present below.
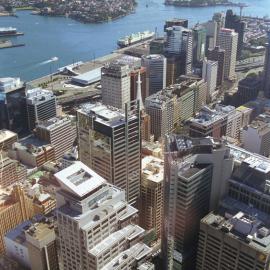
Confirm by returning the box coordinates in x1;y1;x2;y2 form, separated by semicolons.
0;0;269;81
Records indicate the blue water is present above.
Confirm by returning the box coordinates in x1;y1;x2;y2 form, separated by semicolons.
0;0;269;81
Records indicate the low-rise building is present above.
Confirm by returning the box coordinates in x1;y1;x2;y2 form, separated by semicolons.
0;129;18;151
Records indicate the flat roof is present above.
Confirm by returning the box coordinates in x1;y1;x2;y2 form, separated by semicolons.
0;129;17;144
54;161;106;197
72;67;101;85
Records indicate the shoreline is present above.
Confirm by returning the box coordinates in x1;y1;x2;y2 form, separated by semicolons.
164;1;247;8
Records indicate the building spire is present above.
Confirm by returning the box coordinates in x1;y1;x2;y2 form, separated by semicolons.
136;71;144;110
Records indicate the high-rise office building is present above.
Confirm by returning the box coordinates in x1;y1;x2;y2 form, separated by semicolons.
263;31;270;98
202;58;218;100
196;211;270;270
140;155;164;239
0;78;28;135
162;135;233;270
101;62;131;110
166;56;182;85
55;162;152;270
203;20;218;51
145;90;179;140
36;117;76;160
212;12;226;44
77;101;141;205
150;38;165;55
225;9;245;60
192;25;206;64
26;88;57;131
142;54;167;95
164;26;193;75
217;28;238;80
207;46;225;86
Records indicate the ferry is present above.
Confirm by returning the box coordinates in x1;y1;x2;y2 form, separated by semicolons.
0;27;23;37
117;30;155;48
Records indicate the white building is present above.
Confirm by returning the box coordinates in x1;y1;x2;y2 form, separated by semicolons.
101;62;131;110
202;58;218;100
217;28;238;80
55;162;151;270
0;77;23;92
242;120;270;157
4;221;31;269
26;88;57;130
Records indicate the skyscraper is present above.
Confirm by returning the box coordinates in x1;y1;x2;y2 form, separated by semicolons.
26;88;57;131
140;155;164;239
162;135;233;270
217;28;238;80
164;26;193;75
192;25;206;64
77;101;141;205
225;9;245;60
0;78;28;135
207;46;225;86
101;62;131;110
263;31;270;98
55;162;152;270
202;58;218;100
142;54;167;95
203;20;218;51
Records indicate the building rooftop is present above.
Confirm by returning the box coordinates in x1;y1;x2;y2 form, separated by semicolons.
72;67;102;86
177;159;210;179
166;134;223;154
101;242;152;270
25;218;55;243
90;224;144;256
0;77;24;93
55;161;106;198
26;88;55;105
190;105;236;127
36;117;72;131
142;156;164;184
78;103;133;127
0;129;17;144
228;144;270;194
202;211;270;253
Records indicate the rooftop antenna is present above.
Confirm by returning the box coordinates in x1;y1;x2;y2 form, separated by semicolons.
136;72;144;111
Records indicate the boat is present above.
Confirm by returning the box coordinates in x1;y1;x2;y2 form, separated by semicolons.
51;57;59;62
117;30;155;48
0;40;25;49
0;27;24;37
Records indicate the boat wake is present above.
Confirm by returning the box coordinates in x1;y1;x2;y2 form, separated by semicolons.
38;57;59;66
